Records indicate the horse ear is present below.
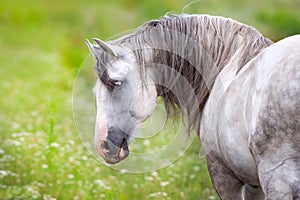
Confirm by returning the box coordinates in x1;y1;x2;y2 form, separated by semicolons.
86;39;101;60
93;38;117;57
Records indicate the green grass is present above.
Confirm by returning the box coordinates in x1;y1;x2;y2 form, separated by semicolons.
0;0;299;199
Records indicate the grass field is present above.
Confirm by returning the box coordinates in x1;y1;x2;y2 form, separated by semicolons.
0;0;299;199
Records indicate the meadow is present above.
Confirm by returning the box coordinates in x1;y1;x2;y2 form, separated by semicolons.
1;0;300;199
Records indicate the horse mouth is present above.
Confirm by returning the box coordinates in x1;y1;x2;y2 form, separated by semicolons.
98;138;130;164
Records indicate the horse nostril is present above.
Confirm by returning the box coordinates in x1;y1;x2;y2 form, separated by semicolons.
120;138;128;151
100;141;109;150
107;126;129;147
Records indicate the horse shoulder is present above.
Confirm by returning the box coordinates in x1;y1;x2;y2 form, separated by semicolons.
248;35;300;199
250;35;300;154
200;34;300;185
199;47;262;185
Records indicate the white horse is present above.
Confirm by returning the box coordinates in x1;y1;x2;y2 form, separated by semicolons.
86;14;300;199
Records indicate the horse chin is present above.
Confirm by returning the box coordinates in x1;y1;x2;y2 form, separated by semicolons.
101;139;130;164
104;149;129;164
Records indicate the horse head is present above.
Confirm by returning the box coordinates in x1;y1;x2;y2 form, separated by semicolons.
86;38;157;164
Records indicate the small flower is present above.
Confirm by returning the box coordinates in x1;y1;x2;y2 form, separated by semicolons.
43;194;57;200
151;171;158;177
148;192;168;198
94;179;110;190
0;149;4;154
0;170;8;177
0;155;15;162
42;164;48;169
50;142;60;148
94;167;100;173
143;140;151;146
73;196;79;200
81;156;88;161
68;157;74;162
68;174;74;179
180;192;185;197
160;181;170;187
12;122;20;129
13;141;21;146
94;179;104;185
119;169;128;174
145;176;154;181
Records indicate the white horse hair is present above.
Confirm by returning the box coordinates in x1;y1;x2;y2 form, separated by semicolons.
87;14;300;199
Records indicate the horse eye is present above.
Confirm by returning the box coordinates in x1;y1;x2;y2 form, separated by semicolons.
112;80;123;87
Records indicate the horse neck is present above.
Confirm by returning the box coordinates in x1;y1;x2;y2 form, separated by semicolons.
146;15;272;95
124;15;273;133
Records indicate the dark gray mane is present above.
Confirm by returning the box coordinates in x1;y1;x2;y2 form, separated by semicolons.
107;14;273;133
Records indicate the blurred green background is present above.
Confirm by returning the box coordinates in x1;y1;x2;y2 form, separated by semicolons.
0;0;299;199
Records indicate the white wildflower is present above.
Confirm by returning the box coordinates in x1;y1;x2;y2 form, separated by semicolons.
94;179;111;190
68;157;74;162
24;185;41;198
143;139;151;146
180;191;185;197
0;155;15;162
119;169;128;174
160;181;170;187
0;149;4;154
12;122;20;129
190;174;195;179
0;170;8;177
81;156;88;161
148;192;168;198
145;176;154;181
94;167;100;173
13;141;21;146
42;164;48;169
69;140;75;145
68;174;74;179
50;142;60;148
151;171;158;177
94;179;104;185
10;172;18;177
43;194;56;200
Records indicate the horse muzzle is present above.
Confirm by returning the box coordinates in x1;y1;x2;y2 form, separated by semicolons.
95;127;130;164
